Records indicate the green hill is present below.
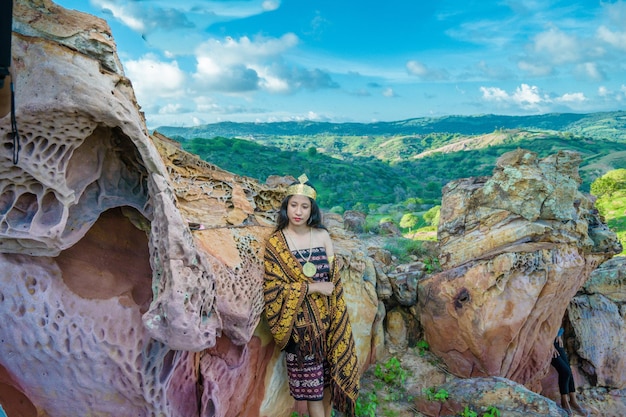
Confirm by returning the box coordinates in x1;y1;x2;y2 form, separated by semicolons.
156;111;626;143
159;111;626;255
158;111;626;211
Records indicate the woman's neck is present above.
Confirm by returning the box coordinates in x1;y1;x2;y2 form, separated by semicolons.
285;224;310;236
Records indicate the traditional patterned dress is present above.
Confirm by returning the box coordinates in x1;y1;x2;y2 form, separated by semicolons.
263;230;359;416
284;246;331;400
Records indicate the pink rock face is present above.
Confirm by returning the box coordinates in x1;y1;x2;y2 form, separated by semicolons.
419;245;605;382
568;257;626;389
418;149;621;385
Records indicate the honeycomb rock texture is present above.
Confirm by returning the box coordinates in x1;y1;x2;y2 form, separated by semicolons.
0;1;315;416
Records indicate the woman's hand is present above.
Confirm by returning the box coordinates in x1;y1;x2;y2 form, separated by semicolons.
308;282;334;296
552;346;560;358
556;335;563;348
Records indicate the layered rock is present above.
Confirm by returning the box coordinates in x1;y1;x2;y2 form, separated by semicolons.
417;377;569;417
418;149;622;386
570;256;626;389
0;2;378;416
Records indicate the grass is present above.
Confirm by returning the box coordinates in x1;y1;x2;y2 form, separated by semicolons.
595;188;626;256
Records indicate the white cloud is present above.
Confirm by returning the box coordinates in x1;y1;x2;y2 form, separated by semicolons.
597;26;626;52
405;60;449;80
262;0;280;11
158;103;186;114
480;84;589;111
556;92;586;103
480;84;545;110
596;85;626;103
531;27;581;65
93;0;280;35
406;61;428;77
191;117;205;126
124;55;186;104
479;86;509;102
601;1;626;28
517;60;552;77
193;34;297;92
194;97;221;113
382;88;396;97
306;111;321;120
511;84;543;106
95;0;146;32
574;62;605;81
193;34;338;94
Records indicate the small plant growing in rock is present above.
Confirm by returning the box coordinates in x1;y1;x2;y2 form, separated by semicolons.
355;392;378;417
460;406;478;417
374;356;407;388
415;339;429;356
424;386;449;402
483;406;501;417
458;405;501;417
423;256;441;273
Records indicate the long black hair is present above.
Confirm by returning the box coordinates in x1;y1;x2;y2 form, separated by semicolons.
275;181;326;231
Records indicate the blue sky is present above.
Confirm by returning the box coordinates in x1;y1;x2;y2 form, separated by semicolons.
54;0;626;129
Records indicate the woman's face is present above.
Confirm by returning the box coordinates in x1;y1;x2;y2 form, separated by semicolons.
287;194;311;226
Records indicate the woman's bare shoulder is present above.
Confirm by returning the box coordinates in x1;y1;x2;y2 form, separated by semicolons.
312;227;331;240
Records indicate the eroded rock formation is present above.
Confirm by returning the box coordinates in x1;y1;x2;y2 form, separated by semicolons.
3;2;624;417
570;256;626;389
418;149;622;386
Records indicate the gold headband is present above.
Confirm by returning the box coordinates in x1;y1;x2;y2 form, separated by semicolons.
286;174;317;200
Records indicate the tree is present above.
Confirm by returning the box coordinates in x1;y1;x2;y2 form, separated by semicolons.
423;205;441;226
590;169;626;197
400;213;420;233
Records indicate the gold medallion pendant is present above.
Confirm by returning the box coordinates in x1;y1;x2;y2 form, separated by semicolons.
302;261;317;277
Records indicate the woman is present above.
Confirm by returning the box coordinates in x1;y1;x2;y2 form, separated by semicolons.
263;174;359;417
551;328;588;416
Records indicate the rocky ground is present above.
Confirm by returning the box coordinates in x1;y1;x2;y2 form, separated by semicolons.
354;345;622;417
356;346;449;417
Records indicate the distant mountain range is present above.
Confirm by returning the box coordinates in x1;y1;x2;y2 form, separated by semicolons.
155;111;626;142
153;111;626;211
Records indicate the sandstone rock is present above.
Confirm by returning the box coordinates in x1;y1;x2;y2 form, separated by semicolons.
385;306;421;353
418;149;621;386
388;261;425;306
343;209;366;233
379;220;402;236
374;262;394;301
386;308;409;352
583;256;626;303
567;256;626;389
368;246;393;266
416;376;568;417
370;301;387;363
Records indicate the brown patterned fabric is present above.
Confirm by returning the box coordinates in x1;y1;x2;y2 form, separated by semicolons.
263;230;359;416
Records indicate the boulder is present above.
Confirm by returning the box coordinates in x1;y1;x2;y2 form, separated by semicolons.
418;149;621;386
569;256;626;389
416;377;568;417
343;209;367;233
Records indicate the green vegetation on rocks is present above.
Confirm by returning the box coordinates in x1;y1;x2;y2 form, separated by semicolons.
591;169;626;256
